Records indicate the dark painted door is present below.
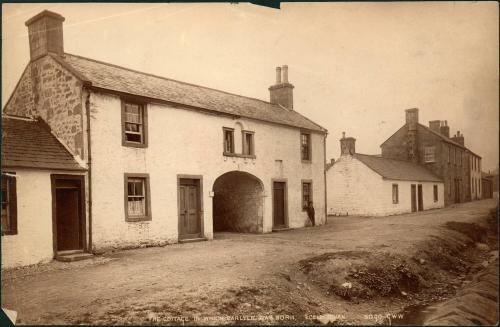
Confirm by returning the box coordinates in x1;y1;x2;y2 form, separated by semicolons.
179;179;201;239
411;184;417;212
273;182;286;228
454;179;461;203
417;184;423;211
56;187;82;251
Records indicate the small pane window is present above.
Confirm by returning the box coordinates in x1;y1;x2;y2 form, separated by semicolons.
424;146;435;163
302;182;312;210
447;146;451;164
242;131;255;156
433;185;438;202
392;184;399;204
223;128;234;154
122;101;147;146
125;175;151;221
301;133;311;161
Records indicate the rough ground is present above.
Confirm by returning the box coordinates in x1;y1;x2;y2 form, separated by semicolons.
1;199;498;325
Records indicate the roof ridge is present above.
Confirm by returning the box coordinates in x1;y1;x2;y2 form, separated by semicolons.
63;53;275;106
355;153;423;164
2;114;36;121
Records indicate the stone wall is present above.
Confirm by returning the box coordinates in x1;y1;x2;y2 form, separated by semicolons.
3;56;85;161
213;171;264;233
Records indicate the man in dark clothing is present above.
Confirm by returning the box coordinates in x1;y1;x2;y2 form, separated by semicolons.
307;201;315;227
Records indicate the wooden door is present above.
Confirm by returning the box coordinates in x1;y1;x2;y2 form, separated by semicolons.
273;182;286;228
179;179;201;239
411;184;417;212
455;179;461;203
55;186;82;251
417;184;423;211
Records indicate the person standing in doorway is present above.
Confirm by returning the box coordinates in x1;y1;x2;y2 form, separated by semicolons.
307;201;315;227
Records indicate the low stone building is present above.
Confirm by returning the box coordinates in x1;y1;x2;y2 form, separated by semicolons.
327;134;444;216
2;10;327;267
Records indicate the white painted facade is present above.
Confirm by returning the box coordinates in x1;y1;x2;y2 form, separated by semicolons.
326;155;444;216
1;169;88;268
470;155;482;200
88;91;326;251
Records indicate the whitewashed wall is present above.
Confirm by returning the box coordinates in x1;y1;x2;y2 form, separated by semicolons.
89;92;326;251
1;169;89;268
326;155;444;216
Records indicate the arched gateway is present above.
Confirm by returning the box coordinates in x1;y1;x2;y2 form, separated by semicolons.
212;171;264;233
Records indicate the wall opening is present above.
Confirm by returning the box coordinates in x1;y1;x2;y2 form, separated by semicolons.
213;171;264;233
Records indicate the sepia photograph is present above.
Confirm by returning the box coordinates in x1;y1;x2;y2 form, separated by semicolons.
1;2;498;325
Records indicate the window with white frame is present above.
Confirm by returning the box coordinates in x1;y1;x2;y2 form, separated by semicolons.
392;184;399;204
122;100;147;147
1;174;17;235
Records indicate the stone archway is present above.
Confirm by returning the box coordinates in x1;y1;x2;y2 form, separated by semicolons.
213;171;264;233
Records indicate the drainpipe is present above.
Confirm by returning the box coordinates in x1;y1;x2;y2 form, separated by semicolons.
85;90;93;253
323;132;328;225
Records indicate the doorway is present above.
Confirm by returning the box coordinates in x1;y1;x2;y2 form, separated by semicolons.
51;175;85;253
272;181;287;228
411;184;417;212
178;177;202;240
454;179;461;203
417;184;424;211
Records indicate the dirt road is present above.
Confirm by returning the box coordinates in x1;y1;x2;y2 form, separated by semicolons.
1;199;497;325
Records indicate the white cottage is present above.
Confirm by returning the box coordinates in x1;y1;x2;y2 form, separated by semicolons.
2;10;327;267
327;133;444;216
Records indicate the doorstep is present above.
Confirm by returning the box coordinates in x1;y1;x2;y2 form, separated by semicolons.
179;237;208;244
55;250;94;262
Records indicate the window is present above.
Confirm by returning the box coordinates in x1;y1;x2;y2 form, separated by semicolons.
122;100;147;147
448;180;451;196
424;146;435;163
302;181;312;210
447;146;451;164
433;185;438;202
452;148;456;165
223;128;234;154
301;133;311;161
242;131;255;156
392;184;399;204
1;174;17;235
124;174;151;221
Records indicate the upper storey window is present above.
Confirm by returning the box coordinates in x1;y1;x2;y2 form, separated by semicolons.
242;131;255;156
223;128;235;154
122;100;148;147
424;146;435;163
301;133;311;161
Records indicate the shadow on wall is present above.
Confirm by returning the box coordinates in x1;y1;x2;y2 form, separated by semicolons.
213;171;264;233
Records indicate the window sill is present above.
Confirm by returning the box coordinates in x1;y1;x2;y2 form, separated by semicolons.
125;216;152;222
301;159;312;164
122;141;148;148
223;152;256;159
1;231;17;236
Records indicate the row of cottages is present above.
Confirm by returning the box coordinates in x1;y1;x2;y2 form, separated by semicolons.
326;134;444;216
1;10;327;268
326;108;483;216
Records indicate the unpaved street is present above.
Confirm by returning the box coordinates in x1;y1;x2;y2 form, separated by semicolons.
1;199;498;325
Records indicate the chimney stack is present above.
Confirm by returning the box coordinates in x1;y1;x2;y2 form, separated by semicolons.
340;132;356;156
429;120;441;133
25;10;65;60
451;130;465;146
439;120;450;138
405;108;419;163
269;65;294;110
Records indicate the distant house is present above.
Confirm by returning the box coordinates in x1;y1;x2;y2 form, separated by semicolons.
381;108;482;206
326;134;444;216
2;10;327;268
481;172;494;199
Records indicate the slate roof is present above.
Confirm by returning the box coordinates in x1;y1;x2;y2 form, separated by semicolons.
59;53;326;133
1;117;85;171
354;153;443;182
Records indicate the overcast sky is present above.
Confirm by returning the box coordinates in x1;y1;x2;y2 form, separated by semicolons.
2;2;498;171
